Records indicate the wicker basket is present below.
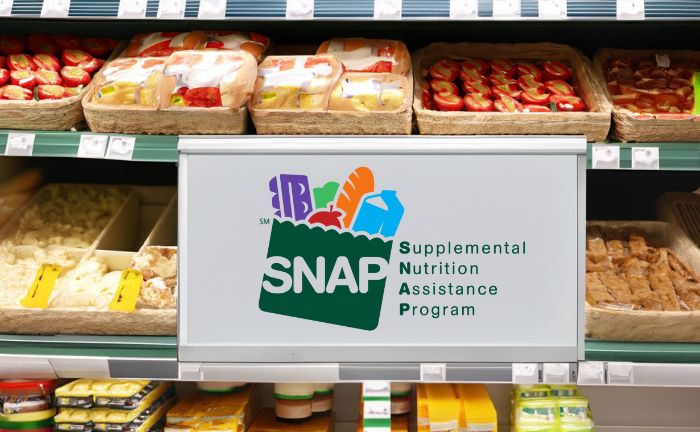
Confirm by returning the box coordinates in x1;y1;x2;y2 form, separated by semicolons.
413;42;612;142
593;48;700;143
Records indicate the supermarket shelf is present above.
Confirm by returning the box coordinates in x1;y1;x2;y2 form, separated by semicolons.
588;142;700;171
586;340;700;363
0;130;178;162
2;0;700;20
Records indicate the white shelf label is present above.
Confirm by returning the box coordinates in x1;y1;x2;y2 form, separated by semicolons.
607;362;634;385
198;0;226;18
617;0;644;20
374;0;401;19
118;0;147;18
106;136;135;160
285;0;313;19
591;145;620;169
5;133;35;156
493;0;520;18
578;361;606;385
157;0;185;18
420;363;447;382
631;147;659;170
539;0;566;19
78;135;108;159
41;0;70;16
450;0;478;19
512;363;539;384
543;363;571;384
0;0;13;16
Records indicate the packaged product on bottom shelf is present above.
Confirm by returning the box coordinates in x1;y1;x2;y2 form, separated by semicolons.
416;384;497;432
0;380;56;432
249;408;332;432
511;385;595;432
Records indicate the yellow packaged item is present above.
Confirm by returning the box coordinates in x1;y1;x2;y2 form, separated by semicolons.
93;58;166;107
454;384;497;432
512;385;551;400
165;386;256;432
549;386;578;398
425;384;460;432
248;408;332;432
416;383;429;432
328;73;408;112
55;380;153;409
0;408;56;423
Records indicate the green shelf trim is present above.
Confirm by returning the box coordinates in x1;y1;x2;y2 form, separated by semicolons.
587;142;700;171
586;340;700;363
0;131;178;163
0;334;177;359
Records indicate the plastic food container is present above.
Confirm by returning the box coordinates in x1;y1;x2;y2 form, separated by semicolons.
0;381;56;416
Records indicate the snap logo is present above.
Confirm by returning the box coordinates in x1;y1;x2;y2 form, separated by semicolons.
259;167;404;331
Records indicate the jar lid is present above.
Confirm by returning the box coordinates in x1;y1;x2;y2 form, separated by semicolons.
0;380;56;393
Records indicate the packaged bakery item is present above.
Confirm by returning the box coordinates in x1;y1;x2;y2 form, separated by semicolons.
252;55;342;111
249;409;331;432
328;73;409;112
274;384;314;422
123;32;205;58
454;384;496;432
165;385;258;432
0;380;55;415
196;383;249;394
310;385;333;416
423;384;460;432
389;383;410;416
199;32;270;63
317;38;410;75
55;380;159;410
157;50;257;109
92;57;166;107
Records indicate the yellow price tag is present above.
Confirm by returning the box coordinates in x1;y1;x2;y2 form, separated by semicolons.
108;268;143;312
21;264;62;308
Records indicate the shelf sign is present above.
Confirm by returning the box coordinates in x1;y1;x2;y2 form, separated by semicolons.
198;0;226;19
631;147;659;170
109;269;143;312
5;133;35;157
374;0;401;19
449;0;478;19
41;0;70;17
617;0;644;20
78;134;108;159
492;0;520;18
512;363;539;384
106;136;136;160
539;0;566;19
591;145;620;169
21;264;62;309
362;382;390;432
0;0;12;16
285;0;313;19
118;0;147;18
179;138;584;363
157;0;185;18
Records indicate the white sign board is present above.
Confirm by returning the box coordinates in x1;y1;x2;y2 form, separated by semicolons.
179;137;585;363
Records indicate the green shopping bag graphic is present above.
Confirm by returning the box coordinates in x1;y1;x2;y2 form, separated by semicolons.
259;220;393;331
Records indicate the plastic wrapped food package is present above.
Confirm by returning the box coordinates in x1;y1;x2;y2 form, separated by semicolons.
158;50;257;109
93;58;166;107
199;32;270;62
252;55;342;110
123;32;206;58
328;72;408;112
316;38;410;75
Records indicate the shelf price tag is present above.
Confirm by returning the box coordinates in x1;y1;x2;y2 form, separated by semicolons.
374;0;401;19
449;0;478;19
512;363;539;384
0;0;13;16
492;0;520;19
607;362;634;385
106;136;136;160
78;135;108;159
198;0;226;19
362;381;390;432
118;0;147;18
41;0;70;17
539;0;566;19
5;133;35;157
617;0;644;20
577;361;606;385
631;147;659;170
420;363;446;382
591;144;620;169
543;363;571;384
157;0;185;18
21;264;62;309
109;268;143;312
285;0;313;19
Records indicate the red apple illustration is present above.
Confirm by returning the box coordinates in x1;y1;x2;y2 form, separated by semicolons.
308;205;343;228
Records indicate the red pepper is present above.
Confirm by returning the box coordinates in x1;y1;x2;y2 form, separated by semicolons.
518;74;545;93
551;94;585;111
61;49;93;67
541;60;572;81
35;69;63;86
490;59;516;77
0;69;8;86
462;80;491;97
60;66;91;87
8;54;37;71
433;91;464;111
27;34;60;55
520;90;551;105
489;74;516;87
545;80;575;96
430;80;458;95
10;70;36;89
37;84;67;100
464;93;494;112
33;53;61;72
494;94;523;112
429;59;460;82
460;68;489;85
516;63;543;81
493;84;521;99
460;58;490;75
1;85;33;100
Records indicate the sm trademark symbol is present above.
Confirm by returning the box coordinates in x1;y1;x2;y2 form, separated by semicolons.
259;218;271;225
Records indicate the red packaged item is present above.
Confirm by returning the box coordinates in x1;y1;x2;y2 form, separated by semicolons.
460;58;489;75
37;84;67;100
0;380;56;415
433;91;464;111
61;50;93;67
10;70;36;89
429;59;459;81
8;54;37;71
202;31;271;63
464;93;494;112
317;38;410;75
81;38;111;57
35;70;63;86
541;60;572;81
32;53;61;72
494;94;523;112
123;32;206;58
60;66;91;87
430;80;458;95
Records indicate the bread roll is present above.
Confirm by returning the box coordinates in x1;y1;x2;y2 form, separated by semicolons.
317;38;410;75
328;72;408;112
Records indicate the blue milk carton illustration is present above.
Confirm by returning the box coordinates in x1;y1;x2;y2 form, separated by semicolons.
352;190;404;237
